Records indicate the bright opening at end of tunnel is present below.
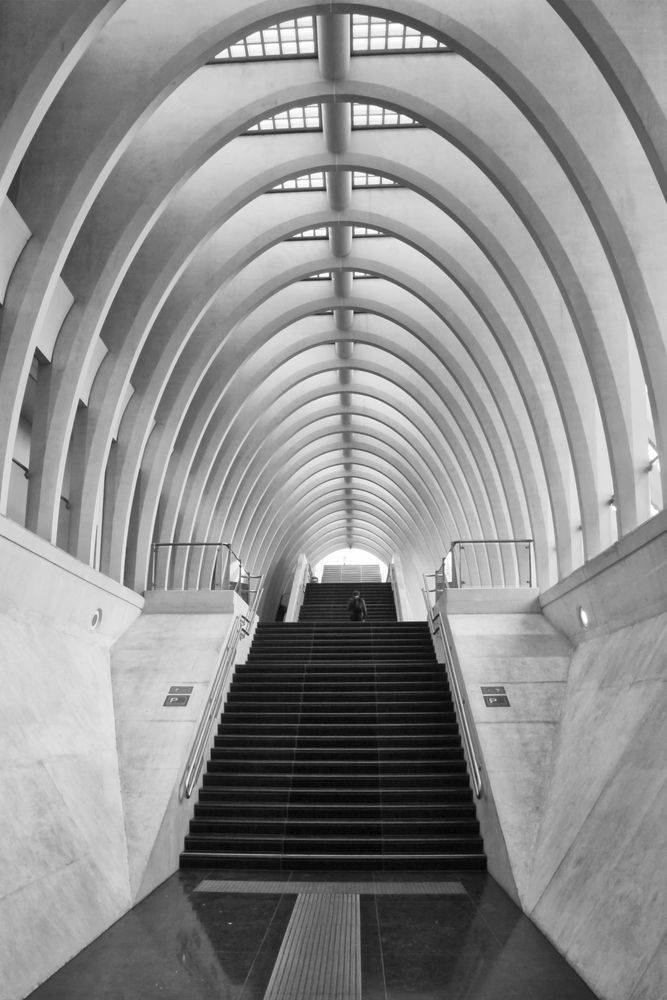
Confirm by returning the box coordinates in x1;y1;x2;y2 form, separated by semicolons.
312;547;388;581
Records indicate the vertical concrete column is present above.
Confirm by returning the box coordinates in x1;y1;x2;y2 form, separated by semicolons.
335;341;354;360
333;270;353;297
326;169;352;211
317;15;350;81
335;303;354;361
318;12;355;375
329;222;352;258
322;102;351;153
335;307;354;331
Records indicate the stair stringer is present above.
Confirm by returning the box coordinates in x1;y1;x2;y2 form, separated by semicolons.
110;597;243;903
445;606;571;907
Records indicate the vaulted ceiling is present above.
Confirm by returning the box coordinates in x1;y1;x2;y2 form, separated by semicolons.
0;2;665;613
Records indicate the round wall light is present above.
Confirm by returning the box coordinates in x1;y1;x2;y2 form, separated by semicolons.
90;608;103;630
577;605;590;629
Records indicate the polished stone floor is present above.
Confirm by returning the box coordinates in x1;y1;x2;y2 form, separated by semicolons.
28;869;599;999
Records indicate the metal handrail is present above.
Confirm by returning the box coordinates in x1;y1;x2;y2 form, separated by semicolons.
387;562;403;621
183;615;242;798
241;584;263;636
149;541;251;592
183;580;263;799
421;582;483;799
449;538;534;588
286;558;314;621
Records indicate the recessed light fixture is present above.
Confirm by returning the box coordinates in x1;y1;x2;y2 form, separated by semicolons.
577;605;589;629
90;608;103;630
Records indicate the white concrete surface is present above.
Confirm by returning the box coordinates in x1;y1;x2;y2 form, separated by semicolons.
447;520;667;1000
110;604;241;902
0;518;141;1000
0;517;245;997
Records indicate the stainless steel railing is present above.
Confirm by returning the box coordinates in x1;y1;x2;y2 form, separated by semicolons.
449;538;534;588
149;541;261;603
182;582;263;799
422;580;483;799
386;561;404;621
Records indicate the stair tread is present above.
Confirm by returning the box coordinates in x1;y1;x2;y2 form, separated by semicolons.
182;610;484;873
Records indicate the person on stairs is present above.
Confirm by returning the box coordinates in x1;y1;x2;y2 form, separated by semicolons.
347;590;368;622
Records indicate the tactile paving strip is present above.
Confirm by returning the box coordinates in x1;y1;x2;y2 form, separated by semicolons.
195;878;465;895
263;893;361;1000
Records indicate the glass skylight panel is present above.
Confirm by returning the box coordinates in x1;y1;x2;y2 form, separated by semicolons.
302;271;332;281
215;17;316;60
288;227;329;240
353;171;398;187
272;172;326;191
353;226;385;237
352;103;420;128
247;104;322;132
351;15;447;53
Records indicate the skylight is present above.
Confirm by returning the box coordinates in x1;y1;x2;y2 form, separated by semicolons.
353;226;386;237
271;172;401;193
213;14;447;63
353;171;399;188
250;102;419;134
247;104;321;132
272;172;326;191
302;271;332;281
352;103;421;128
215;17;316;60
351;15;447;53
288;227;329;240
287;225;386;242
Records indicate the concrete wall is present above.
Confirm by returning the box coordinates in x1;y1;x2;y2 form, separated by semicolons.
0;517;246;999
443;512;667;1000
441;591;571;909
0;516;142;1000
526;609;666;1000
111;588;247;903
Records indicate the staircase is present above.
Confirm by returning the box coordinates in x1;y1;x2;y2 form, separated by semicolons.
180;582;485;871
320;563;383;584
298;580;397;621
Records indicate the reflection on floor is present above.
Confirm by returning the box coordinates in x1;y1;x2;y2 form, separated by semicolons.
27;870;599;999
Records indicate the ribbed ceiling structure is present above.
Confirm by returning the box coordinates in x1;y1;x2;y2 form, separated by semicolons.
0;2;665;614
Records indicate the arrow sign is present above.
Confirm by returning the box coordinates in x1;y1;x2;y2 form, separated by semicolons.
483;694;510;708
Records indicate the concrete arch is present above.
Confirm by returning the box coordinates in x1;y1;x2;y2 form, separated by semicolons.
0;0;663;611
195;400;478;583
128;320;524;564
51;80;628;564
154;347;534;582
5;31;652;552
108;286;528;584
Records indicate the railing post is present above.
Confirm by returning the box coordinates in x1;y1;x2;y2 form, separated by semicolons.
450;545;457;588
221;545;231;590
527;540;534;587
421;584;482;799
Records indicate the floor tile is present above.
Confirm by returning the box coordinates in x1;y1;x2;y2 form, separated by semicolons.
26;869;599;1000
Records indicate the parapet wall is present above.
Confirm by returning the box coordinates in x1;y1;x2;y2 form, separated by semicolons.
442;512;667;1000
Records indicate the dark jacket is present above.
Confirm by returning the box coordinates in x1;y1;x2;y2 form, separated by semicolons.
347;595;368;621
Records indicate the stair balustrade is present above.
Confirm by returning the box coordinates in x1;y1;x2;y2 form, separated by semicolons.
180;581;485;870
